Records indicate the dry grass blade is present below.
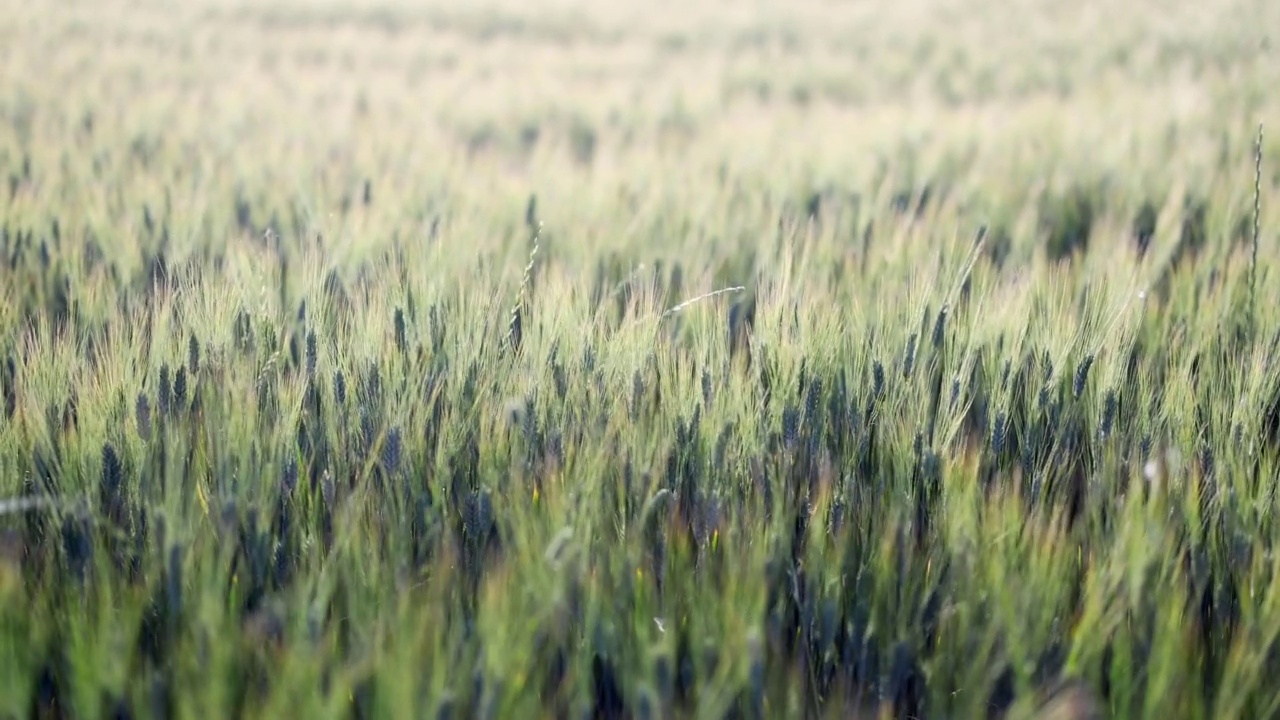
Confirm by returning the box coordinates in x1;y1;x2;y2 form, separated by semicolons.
660;286;746;319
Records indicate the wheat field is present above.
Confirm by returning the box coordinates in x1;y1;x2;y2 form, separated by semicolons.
1;0;1278;718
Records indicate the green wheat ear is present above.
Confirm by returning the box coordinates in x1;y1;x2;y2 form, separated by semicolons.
505;222;541;354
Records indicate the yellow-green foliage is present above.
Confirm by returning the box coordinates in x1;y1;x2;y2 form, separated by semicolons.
0;0;1278;718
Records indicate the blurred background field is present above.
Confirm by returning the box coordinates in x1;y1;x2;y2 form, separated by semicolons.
0;0;1278;718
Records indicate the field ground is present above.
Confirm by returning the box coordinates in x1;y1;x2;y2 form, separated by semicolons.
1;0;1279;718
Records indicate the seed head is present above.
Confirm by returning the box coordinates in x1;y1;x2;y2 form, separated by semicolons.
173;367;187;410
992;412;1007;455
62;516;93;581
1100;389;1117;439
903;334;918;378
100;443;125;525
1073;354;1094;398
334;370;347;405
135;394;152;440
394;308;407;354
1;354;14;419
521;396;537;446
305;330;317;378
158;365;172;415
360;409;375;452
803;377;822;426
363;363;381;405
782;405;800;448
187;333;200;375
464;491;494;545
102;443;123;491
430;304;445;354
714;422;733;469
551;361;567;400
234;310;253;351
630;370;645;420
931;304;948;349
383;427;403;475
